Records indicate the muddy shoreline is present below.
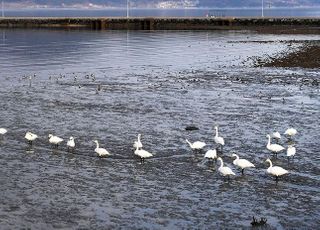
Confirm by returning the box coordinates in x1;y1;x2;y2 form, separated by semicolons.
244;40;320;68
262;43;320;68
0;29;319;229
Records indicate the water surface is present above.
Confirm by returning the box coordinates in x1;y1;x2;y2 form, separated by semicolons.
0;29;319;229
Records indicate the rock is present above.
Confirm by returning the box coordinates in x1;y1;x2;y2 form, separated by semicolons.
251;216;267;227
185;126;199;131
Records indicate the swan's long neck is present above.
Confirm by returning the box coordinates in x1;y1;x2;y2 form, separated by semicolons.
138;134;141;143
218;158;224;168
267;135;271;146
215;127;219;137
186;139;192;148
267;159;273;168
95;142;99;148
233;155;239;164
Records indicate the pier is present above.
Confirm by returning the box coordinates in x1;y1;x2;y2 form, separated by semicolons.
0;17;319;33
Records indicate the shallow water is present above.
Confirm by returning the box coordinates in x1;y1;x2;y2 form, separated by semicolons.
0;29;319;229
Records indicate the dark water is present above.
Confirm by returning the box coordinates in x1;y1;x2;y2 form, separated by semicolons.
0;29;319;229
2;7;320;17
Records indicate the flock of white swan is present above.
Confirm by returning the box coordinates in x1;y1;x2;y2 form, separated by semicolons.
0;126;297;181
186;126;297;181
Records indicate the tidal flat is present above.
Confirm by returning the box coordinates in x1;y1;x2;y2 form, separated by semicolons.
0;29;319;229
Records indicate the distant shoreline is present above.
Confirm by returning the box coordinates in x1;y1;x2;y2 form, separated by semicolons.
0;17;319;34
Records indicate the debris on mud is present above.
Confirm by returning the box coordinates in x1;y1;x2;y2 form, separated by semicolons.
251;216;268;227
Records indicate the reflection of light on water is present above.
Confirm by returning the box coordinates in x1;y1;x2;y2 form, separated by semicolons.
1;1;4;17
1;30;5;45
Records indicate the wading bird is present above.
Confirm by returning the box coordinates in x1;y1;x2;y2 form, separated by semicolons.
231;153;255;175
287;145;296;160
93;140;110;157
217;157;235;179
48;134;63;148
133;134;143;149
0;128;7;138
134;145;153;163
272;131;281;143
284;128;297;139
214;126;225;150
204;149;217;161
25;131;38;145
186;139;206;151
266;134;285;156
265;158;288;181
67;136;75;152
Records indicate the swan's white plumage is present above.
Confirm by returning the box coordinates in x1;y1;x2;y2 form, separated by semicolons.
48;134;63;145
217;157;235;177
232;153;255;173
25;131;38;142
133;134;143;149
284;128;297;137
204;149;217;160
266;158;288;177
214;126;225;146
134;146;153;159
0;128;7;135
93;140;110;157
287;145;296;157
186;139;206;150
67;137;75;148
272;131;281;139
266;135;285;153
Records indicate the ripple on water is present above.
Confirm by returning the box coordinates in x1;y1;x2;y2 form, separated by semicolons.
0;29;319;229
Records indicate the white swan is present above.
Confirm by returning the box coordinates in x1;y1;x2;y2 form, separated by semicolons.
134;145;153;163
231;153;255;175
272;131;281;140
25;131;38;145
186;139;206;150
0;128;7;135
214;126;225;147
284;128;297;138
48;134;63;148
265;158;288;181
266;134;285;155
287;145;296;159
67;137;75;151
204;149;217;161
93;140;110;157
133;134;143;149
217;157;235;179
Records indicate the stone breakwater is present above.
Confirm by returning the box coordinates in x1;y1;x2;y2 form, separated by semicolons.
0;17;319;33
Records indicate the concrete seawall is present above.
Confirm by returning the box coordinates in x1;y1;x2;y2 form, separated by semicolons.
0;17;319;33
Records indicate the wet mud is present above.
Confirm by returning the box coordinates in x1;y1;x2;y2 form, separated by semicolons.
0;29;319;229
242;40;320;68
